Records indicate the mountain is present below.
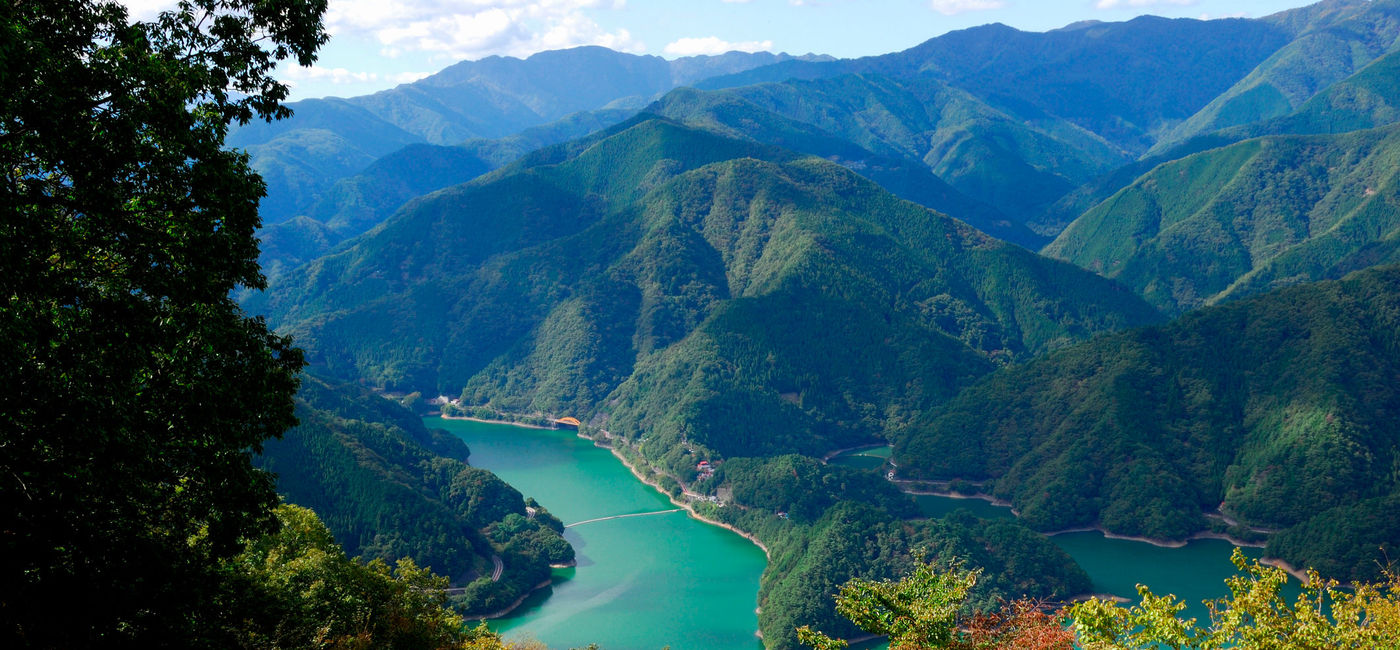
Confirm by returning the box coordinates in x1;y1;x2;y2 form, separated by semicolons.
231;47;829;224
1040;44;1400;237
700;15;1294;155
255;107;643;279
1155;0;1400;152
893;264;1400;582
653;76;1123;241
643;86;1042;247
257;376;572;615
1044;124;1400;314
252;116;1160;466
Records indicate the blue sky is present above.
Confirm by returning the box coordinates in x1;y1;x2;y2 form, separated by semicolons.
125;0;1321;100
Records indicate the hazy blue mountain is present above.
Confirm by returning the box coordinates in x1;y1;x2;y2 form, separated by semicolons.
256;108;643;278
1155;0;1400;151
700;15;1293;154
231;47;828;224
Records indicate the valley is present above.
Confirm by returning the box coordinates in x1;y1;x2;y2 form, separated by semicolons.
12;0;1400;647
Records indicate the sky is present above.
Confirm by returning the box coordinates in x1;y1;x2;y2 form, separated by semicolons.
122;0;1322;101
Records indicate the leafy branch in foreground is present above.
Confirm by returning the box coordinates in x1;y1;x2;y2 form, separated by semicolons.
1071;548;1400;650
796;555;1074;650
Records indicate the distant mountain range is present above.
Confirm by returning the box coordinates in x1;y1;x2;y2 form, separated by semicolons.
232;48;831;225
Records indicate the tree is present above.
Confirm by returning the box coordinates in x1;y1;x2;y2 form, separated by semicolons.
227;504;494;649
796;555;1074;650
1;0;325;646
1070;549;1400;650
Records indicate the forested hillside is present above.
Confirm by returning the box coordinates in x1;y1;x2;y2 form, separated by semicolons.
254;117;1159;453
895;264;1400;582
258;377;573;615
659;75;1123;236
1045;125;1400;314
1156;0;1400;150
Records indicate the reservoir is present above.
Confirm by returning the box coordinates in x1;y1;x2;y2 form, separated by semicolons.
434;427;1298;649
430;417;767;650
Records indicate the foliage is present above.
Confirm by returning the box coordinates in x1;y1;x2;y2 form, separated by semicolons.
1070;548;1400;649
0;0;324;645
796;555;1075;650
224;504;481;649
896;265;1400;576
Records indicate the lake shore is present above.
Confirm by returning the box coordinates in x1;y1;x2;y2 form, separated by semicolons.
439;413;554;430
1260;557;1312;583
892;480;1267;550
469;578;554;621
582;430;772;559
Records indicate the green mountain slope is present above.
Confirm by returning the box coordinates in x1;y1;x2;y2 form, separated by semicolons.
1045;125;1400;314
1157;0;1400;152
255;117;1160;462
643;86;1041;247
258;376;572;615
893;265;1400;581
1041;45;1400;237
658;75;1123;237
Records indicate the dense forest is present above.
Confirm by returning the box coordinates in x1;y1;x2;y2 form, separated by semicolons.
896;264;1400;581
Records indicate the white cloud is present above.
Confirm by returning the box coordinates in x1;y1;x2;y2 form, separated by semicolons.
929;0;1006;15
1096;0;1197;9
326;0;642;62
282;65;379;85
663;36;774;57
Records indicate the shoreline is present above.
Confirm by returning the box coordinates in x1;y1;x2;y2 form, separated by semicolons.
467;578;554;621
1259;557;1312;583
584;431;772;559
893;485;1267;550
438;413;554;430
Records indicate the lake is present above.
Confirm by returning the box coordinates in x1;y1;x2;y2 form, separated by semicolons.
431;417;767;650
435;426;1297;649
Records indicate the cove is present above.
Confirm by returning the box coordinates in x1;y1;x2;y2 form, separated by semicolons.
831;446;1301;626
429;416;767;650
